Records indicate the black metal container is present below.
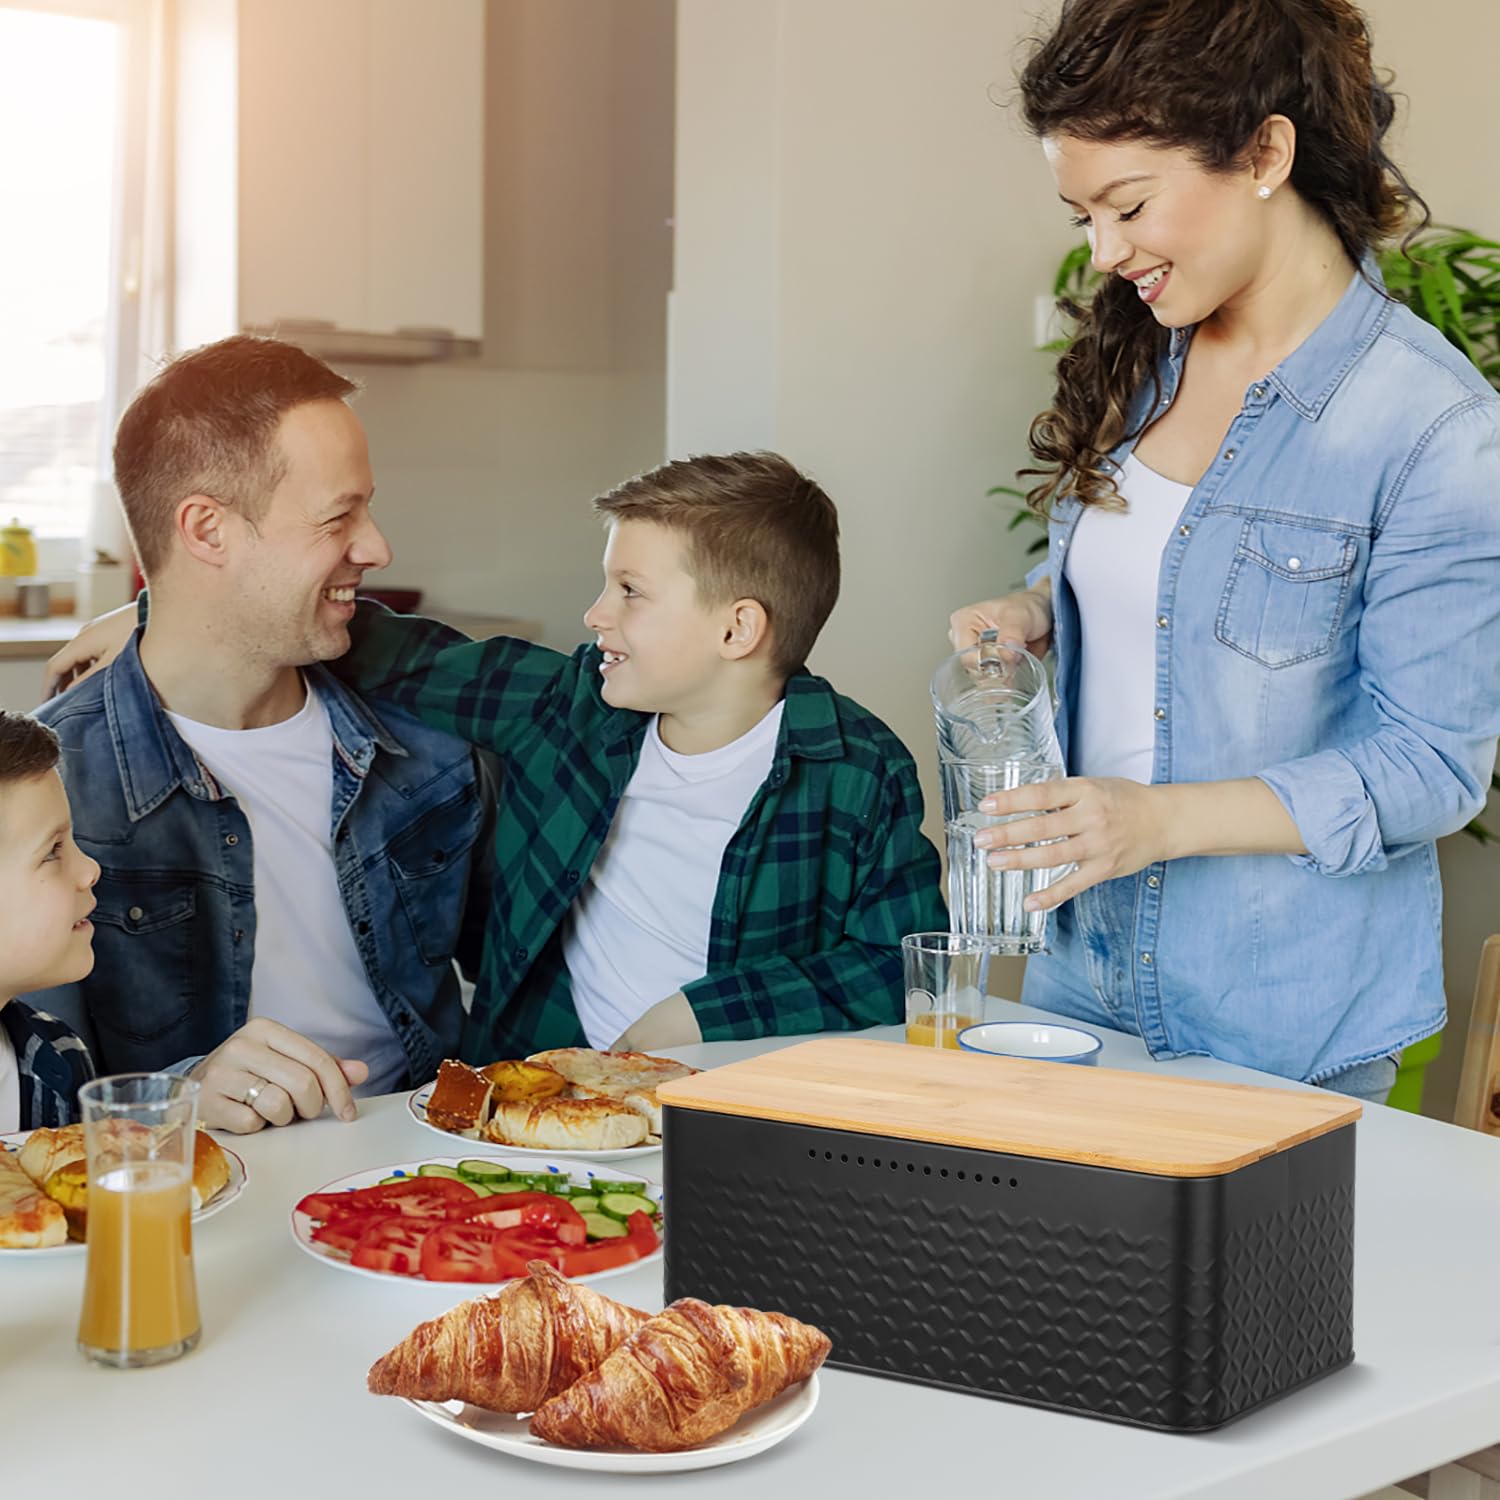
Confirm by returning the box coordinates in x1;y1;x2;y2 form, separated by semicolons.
658;1038;1358;1432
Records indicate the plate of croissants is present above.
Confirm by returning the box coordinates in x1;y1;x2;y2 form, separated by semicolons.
0;1125;246;1253
409;1048;700;1159
368;1261;829;1472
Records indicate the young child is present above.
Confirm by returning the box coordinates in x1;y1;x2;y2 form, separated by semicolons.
0;712;99;1131
331;451;947;1059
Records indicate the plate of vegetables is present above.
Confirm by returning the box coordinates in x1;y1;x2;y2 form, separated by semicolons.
290;1156;663;1288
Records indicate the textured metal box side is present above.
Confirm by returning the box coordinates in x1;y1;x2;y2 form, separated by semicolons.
662;1106;1354;1432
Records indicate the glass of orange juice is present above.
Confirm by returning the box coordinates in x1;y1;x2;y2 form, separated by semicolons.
902;932;987;1048
77;1073;202;1368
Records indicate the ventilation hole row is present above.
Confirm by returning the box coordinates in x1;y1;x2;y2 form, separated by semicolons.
807;1146;1018;1188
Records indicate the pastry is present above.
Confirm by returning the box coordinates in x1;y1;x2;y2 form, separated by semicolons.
526;1048;699;1135
484;1096;648;1152
480;1059;567;1103
425;1059;493;1133
0;1147;67;1249
367;1261;651;1411
530;1297;831;1451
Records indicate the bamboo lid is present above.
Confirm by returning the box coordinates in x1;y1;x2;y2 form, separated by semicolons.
656;1037;1361;1178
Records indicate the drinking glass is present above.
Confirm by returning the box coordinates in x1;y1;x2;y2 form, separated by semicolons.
77;1073;202;1368
941;757;1074;957
902;932;987;1048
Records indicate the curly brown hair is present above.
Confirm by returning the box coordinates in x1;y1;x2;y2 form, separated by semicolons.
1016;0;1425;512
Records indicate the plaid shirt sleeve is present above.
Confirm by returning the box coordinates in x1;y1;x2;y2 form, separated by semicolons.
680;747;947;1040
333;603;578;754
2;1000;96;1129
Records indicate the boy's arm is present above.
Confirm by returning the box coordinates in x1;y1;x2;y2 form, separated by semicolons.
672;758;948;1041
328;602;578;755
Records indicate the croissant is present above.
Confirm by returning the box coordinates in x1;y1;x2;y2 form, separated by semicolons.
529;1298;831;1452
367;1261;650;1411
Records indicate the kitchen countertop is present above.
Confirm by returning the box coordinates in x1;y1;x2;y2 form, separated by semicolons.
7;1002;1499;1497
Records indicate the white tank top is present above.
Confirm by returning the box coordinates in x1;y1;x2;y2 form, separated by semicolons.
1063;451;1194;783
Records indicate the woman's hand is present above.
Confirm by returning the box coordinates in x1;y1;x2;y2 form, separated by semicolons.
974;777;1169;912
948;582;1053;657
43;602;138;697
975;776;1309;911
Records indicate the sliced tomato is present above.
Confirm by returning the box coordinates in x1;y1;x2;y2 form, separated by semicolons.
419;1222;509;1282
350;1217;432;1276
557;1210;659;1277
446;1190;559;1219
343;1177;478;1210
452;1195;587;1246
489;1230;568;1279
310;1209;399;1255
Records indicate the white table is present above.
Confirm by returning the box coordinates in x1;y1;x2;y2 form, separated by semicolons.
7;1004;1500;1498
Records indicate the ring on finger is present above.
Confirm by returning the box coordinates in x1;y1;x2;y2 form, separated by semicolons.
243;1076;269;1108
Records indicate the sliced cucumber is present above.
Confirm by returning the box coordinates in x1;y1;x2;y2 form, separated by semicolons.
417;1163;466;1180
456;1159;510;1183
581;1212;629;1241
376;1174;408;1185
481;1180;537;1195
590;1178;649;1195
597;1191;657;1222
569;1193;600;1214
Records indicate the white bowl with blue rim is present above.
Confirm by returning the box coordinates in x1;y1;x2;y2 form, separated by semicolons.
956;1020;1103;1066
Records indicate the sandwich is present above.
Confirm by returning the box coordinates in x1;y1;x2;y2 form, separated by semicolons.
14;1123;230;1238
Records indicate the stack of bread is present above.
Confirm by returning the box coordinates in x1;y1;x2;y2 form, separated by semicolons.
0;1124;230;1247
369;1261;830;1453
424;1048;699;1152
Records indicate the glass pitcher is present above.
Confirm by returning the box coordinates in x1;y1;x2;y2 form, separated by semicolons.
931;632;1072;955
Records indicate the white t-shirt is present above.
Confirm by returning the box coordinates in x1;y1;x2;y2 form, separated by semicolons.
561;702;785;1049
166;681;407;1095
1064;450;1194;783
0;1020;18;1134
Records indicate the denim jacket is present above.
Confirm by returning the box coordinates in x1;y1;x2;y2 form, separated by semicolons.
25;632;489;1085
1025;268;1500;1082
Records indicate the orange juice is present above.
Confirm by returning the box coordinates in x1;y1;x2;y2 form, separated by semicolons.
78;1162;200;1359
905;1010;980;1048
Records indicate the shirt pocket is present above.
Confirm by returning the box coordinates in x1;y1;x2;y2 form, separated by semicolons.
388;785;483;966
1215;519;1357;668
89;876;198;1042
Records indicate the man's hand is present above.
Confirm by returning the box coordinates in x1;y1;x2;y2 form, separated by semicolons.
190;1017;369;1133
44;602;138;698
948;582;1054;658
613;992;702;1053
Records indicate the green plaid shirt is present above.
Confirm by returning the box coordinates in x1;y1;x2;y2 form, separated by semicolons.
334;606;945;1059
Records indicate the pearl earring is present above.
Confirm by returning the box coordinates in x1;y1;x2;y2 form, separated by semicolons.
1257;184;1272;200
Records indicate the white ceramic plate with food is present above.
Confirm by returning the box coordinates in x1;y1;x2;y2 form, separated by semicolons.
289;1154;663;1289
0;1132;248;1258
400;1373;818;1473
406;1085;662;1161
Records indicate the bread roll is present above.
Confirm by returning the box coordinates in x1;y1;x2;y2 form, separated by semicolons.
485;1097;649;1151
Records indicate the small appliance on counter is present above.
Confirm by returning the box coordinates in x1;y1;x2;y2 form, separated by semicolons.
658;1037;1361;1431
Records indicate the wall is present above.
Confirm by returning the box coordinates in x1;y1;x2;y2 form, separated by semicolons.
669;0;1500;1075
353;0;675;651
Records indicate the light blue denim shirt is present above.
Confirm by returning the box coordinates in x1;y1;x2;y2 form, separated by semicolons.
1024;267;1500;1082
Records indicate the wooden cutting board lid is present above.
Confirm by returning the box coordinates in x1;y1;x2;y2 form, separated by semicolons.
656;1037;1361;1178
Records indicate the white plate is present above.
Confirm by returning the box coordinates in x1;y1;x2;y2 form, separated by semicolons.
290;1154;663;1289
0;1131;248;1258
406;1085;662;1162
401;1373;819;1473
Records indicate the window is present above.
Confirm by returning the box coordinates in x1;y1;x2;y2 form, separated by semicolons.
0;1;150;541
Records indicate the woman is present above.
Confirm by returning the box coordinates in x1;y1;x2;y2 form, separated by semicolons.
951;0;1500;1102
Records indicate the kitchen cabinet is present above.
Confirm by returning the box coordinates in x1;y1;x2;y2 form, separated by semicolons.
177;0;483;359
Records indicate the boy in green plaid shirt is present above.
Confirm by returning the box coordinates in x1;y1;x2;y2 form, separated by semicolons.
331;452;945;1059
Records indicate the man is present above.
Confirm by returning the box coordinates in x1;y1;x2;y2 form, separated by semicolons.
27;336;490;1131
